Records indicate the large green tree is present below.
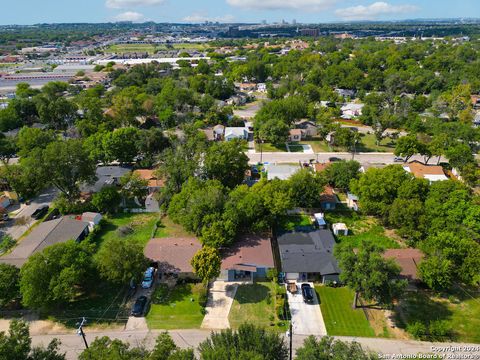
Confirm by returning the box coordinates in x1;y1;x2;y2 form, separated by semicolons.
0;263;20;308
190;246;221;284
295;336;378;360
288;169;324;208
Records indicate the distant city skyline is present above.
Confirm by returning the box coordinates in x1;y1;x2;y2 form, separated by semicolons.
1;0;478;25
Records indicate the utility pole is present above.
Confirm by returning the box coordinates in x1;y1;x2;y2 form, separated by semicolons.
77;317;88;349
288;321;293;360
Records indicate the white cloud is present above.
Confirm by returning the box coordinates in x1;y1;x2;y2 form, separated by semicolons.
182;13;235;23
335;2;419;20
113;11;146;21
106;0;165;9
226;0;337;12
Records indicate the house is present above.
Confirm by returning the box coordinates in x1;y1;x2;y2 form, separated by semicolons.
320;186;338;210
134;169;164;194
265;164;300;180
81;166;131;194
314;162;331;173
80;212;102;231
144;237;202;278
346;192;359;211
220;234;275;281
383;249;424;282
403;161;448;182
295;120;317;138
226;93;248;106
332;223;348;236
335;88;356;98
288;129;302;142
474;112;480;127
201;128;215;141
257;83;267;93
341;103;364;119
0;217;90;267
235;82;257;92
278;229;341;283
224;127;248;141
0;195;11;210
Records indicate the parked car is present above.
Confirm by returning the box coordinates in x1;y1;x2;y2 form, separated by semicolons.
328;157;341;162
393;156;404;163
131;296;148;317
31;205;49;220
1;214;9;222
301;283;314;303
141;267;156;289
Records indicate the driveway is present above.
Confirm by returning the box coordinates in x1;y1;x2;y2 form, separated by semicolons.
201;281;238;330
125;278;157;331
287;282;327;336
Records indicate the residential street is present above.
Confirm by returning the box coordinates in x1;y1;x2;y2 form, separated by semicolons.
2;188;58;240
29;328;480;360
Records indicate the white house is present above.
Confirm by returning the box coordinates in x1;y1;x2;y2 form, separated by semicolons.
332;223;348;236
341;103;364;119
81;212;102;231
224;127;248;141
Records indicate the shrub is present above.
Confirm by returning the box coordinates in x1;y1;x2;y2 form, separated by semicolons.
198;287;208;308
406;321;427;340
266;268;278;281
0;235;16;254
151;284;170;304
429;320;452;340
117;226;134;237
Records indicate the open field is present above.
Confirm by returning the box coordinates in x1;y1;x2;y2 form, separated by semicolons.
395;288;480;343
94;213;158;248
229;282;287;331
146;283;205;329
316;286;375;337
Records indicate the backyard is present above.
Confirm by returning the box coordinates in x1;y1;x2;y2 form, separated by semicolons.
146;283;205;329
316;286;375;337
395;288;480;343
324;210;401;249
94;212;158;248
277;214;313;232
229;282;287;331
153;216;192;239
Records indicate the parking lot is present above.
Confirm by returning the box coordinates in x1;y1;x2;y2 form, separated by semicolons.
286;282;327;336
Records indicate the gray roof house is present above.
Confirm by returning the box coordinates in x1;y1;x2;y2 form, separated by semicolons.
277;229;341;283
0;217;90;267
224;127;248;141
81;166;131;194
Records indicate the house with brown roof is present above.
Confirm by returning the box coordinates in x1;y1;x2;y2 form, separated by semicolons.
289;129;302;142
220;234;275;281
314;162;331;173
134;169;164;194
144;237;202;278
383;248;424;282
320;186;338;210
403;161;448;182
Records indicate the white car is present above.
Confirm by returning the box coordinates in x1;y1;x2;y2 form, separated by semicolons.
141;267;156;289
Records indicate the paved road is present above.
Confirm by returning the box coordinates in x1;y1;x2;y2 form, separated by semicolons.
248;151;439;165
29;329;480;360
2;188;58;240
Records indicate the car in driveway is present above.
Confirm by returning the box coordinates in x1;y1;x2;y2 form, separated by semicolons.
301;283;314;303
131;296;148;317
141;267;156;289
31;205;49;220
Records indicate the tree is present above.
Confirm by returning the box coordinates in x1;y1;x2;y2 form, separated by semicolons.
0;320;65;360
445;144;475;171
95;238;148;284
388;198;425;242
191;246;221;283
103;128;140;164
257;118;290;145
335;242;407;308
203;140;249;189
198;323;288;360
394;135;423;163
295;336;378;360
78;336;148;360
323;160;360;190
149;332;194;360
20;240;95;310
16;127;56;158
120;172;149;204
36;140;97;201
200;213;237;248
0;133;16;165
288;169;324;208
92;186;121;214
0;263;20;308
418;256;453;291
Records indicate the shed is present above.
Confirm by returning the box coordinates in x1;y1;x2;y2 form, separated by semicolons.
332;223;348;236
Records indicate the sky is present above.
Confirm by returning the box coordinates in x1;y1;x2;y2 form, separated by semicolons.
1;0;478;25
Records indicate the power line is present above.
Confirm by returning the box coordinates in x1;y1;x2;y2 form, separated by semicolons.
76;317;89;349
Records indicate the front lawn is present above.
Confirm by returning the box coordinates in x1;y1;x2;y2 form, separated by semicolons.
395;288;480;343
146;283;205;329
255;142;288;152
324;210;400;249
316;286;375;337
229;282;287;330
94;213;158;248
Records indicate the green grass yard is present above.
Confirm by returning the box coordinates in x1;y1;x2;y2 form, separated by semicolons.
146;283;205;329
277;214;313;232
324;210;400;249
229;282;287;330
153;216;192;238
316;286;375;337
255;142;288;152
94;212;158;248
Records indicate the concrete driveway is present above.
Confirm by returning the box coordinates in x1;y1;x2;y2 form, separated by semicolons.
201;281;238;330
287;282;327;336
